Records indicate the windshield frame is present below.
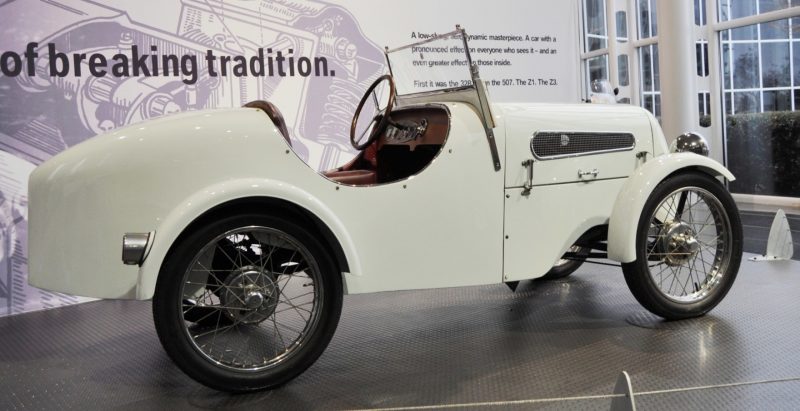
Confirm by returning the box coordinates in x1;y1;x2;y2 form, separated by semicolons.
383;25;501;172
384;27;477;97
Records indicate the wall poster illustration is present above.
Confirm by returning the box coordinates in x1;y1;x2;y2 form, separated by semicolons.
0;0;579;316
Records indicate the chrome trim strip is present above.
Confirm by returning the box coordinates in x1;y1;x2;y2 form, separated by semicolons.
530;131;636;161
505;175;628;189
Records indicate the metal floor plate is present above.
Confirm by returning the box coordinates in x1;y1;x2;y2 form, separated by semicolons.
1;254;799;410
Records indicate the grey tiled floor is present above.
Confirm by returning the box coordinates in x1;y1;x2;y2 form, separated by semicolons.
0;255;798;410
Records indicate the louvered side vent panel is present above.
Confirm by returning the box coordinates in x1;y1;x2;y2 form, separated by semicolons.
530;132;635;159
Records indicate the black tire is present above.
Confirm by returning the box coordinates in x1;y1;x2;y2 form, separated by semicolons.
538;246;589;280
622;172;742;320
153;214;343;392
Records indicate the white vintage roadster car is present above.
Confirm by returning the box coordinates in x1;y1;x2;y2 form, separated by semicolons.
28;28;742;392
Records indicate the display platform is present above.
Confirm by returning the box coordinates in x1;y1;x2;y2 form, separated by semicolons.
1;252;798;410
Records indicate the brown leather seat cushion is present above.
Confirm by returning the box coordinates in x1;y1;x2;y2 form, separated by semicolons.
323;169;377;185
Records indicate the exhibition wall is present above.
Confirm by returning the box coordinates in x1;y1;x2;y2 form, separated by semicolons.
0;0;580;316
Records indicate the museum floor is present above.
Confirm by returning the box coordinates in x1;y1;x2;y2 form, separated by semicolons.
1;211;798;410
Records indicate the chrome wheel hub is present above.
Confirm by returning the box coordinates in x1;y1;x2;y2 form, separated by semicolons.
180;226;322;372
221;266;278;324
645;186;733;303
661;221;701;266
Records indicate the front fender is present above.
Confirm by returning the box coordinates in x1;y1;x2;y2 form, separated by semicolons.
607;153;735;263
136;179;362;300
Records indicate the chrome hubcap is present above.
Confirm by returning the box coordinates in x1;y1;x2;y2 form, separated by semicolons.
646;187;733;303
661;221;701;266
220;266;279;324
244;291;264;309
180;226;322;372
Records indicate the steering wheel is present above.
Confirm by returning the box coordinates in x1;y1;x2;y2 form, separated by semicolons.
350;74;396;150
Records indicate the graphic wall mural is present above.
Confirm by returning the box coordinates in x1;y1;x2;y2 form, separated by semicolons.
0;0;580;316
0;0;385;316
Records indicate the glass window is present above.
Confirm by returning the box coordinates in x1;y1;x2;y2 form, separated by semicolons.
732;0;757;19
794;42;800;86
641;46;653;92
733;91;761;112
587;54;609;88
732;43;760;89
722;16;800;197
718;0;798;40
723;43;732;89
732;25;758;41
793;17;800;38
762;19;790;39
613;11;627;42
719;0;794;21
698;92;711;116
696;41;709;76
584;0;607;52
695;0;707;26
763;89;792;111
616;11;628;41
761;42;790;88
638;0;658;39
618;54;630;86
759;0;791;13
639;44;660;117
725;92;733;114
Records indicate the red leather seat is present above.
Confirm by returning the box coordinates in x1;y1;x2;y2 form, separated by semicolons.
322;169;376;185
322;143;378;185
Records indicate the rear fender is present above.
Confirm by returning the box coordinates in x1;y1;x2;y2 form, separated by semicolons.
136;178;360;299
607;153;735;263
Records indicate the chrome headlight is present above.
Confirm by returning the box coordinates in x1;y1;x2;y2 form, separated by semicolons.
670;132;710;157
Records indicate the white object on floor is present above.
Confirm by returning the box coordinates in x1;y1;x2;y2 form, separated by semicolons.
750;209;794;262
611;371;636;411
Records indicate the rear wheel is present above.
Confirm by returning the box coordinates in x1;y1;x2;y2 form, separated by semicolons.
538;245;589;280
153;214;342;392
622;172;742;320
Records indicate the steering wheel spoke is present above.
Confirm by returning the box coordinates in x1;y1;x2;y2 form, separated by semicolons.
351;75;396;150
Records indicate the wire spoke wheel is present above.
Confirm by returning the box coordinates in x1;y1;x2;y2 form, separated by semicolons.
539;245;588;280
622;172;742;320
180;226;322;372
153;214;342;392
645;187;732;303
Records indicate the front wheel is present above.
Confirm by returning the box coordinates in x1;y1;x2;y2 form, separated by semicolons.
153;214;343;392
622;172;742;320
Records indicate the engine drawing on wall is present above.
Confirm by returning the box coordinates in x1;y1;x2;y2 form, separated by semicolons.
0;0;384;316
28;26;744;391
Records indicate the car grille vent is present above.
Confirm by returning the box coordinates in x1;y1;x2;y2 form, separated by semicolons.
530;132;635;159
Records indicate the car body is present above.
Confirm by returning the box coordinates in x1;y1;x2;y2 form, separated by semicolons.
27;27;742;391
